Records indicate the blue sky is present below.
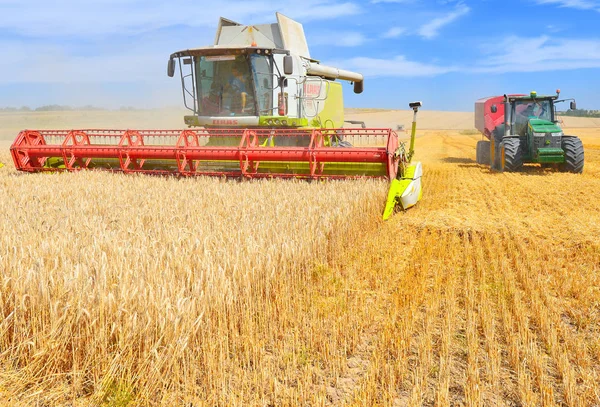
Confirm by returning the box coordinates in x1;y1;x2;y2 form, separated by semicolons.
0;0;599;111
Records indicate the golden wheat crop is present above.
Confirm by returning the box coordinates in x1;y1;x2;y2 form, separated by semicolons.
0;161;388;405
0;116;599;406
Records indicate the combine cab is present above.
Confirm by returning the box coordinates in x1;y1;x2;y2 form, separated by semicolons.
474;91;584;173
10;13;423;216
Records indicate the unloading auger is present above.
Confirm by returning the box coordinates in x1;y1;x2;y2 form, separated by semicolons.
382;102;423;220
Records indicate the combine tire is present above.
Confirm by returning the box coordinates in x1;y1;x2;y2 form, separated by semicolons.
476;140;490;165
503;137;524;172
559;136;584;173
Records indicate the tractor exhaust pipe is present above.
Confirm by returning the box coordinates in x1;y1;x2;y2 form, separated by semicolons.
504;94;510;139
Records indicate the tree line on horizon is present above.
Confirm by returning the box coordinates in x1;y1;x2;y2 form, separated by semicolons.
559;109;600;118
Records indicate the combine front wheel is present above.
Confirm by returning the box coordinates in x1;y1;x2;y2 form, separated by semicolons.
503;137;524;172
559;136;584;173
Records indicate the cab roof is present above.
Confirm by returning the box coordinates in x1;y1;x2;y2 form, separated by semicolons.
170;46;284;60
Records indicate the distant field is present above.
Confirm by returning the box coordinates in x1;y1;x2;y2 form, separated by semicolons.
1;111;600;405
0;110;185;141
345;109;600;130
2;109;599;142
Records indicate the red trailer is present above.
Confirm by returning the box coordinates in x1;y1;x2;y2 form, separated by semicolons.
474;94;524;139
474;94;528;168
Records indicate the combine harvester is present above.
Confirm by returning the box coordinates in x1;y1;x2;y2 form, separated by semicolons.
475;90;584;172
10;13;422;218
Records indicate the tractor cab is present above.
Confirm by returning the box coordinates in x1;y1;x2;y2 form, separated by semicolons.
167;13;364;131
168;47;293;128
508;93;559;138
512;98;553;136
166;13;315;129
195;53;261;117
505;91;578;163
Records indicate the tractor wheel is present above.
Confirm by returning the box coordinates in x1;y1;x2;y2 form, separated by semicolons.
503;137;524;172
559;136;584;173
476;140;490;165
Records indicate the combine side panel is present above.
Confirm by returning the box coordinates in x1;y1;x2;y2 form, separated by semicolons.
11;128;400;180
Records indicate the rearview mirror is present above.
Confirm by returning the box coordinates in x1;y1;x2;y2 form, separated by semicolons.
353;81;364;94
283;55;294;75
570;101;577;110
491;104;497;114
167;59;175;77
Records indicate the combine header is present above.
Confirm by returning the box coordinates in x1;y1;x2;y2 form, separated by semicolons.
11;128;400;179
10;13;422;215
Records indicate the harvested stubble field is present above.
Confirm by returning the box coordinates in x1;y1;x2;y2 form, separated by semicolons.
1;110;600;406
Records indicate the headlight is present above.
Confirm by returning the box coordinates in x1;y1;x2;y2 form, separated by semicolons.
551;132;563;137
533;132;545;137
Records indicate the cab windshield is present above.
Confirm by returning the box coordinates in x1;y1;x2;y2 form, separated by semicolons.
512;99;553;136
195;54;273;117
514;100;552;122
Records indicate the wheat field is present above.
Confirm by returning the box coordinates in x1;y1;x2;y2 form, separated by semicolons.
0;111;599;406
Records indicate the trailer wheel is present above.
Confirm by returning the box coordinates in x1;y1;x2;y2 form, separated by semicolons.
476;140;490;165
503;137;524;172
559;136;584;173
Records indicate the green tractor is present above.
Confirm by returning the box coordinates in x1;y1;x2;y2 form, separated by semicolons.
474;91;584;173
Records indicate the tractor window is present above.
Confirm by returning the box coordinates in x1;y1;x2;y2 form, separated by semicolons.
250;54;274;115
515;100;552;122
535;101;552;121
513;99;553;136
196;55;257;116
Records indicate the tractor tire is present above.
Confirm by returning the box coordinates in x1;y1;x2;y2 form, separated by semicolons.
559;136;584;173
476;140;491;165
503;137;524;172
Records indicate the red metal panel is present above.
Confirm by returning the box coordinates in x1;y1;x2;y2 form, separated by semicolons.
475;94;526;139
10;128;402;180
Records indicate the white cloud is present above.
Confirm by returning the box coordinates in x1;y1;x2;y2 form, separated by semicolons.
0;40;168;84
335;56;456;77
418;3;470;39
475;36;600;73
311;31;368;47
545;24;563;33
289;2;361;21
382;27;406;38
0;0;361;37
0;0;363;87
535;0;600;10
333;36;600;78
